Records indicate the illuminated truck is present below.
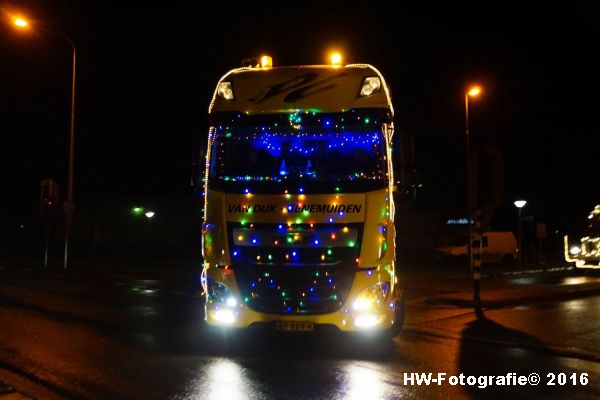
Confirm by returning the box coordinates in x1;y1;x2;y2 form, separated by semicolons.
200;54;403;335
565;204;600;269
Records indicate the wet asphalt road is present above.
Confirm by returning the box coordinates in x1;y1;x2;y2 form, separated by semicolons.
0;267;599;399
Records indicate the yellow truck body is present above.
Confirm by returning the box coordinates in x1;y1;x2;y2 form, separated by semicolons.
201;62;403;334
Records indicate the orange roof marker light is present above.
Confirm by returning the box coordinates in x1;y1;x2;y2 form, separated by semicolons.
260;55;273;68
330;52;342;66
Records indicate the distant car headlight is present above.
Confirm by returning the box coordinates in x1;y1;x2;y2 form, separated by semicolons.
569;245;582;255
353;282;389;311
217;81;234;100
359;77;381;96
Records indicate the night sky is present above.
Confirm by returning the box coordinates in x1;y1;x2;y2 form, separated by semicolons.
1;1;598;235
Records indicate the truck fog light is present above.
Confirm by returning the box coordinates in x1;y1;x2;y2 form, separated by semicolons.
214;309;236;324
355;314;378;328
569;246;581;255
208;281;240;310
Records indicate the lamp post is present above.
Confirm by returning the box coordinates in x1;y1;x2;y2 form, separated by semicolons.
514;200;527;263
13;16;77;270
465;86;481;267
465;85;482;315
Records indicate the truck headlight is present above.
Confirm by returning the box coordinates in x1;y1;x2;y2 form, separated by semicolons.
207;281;238;324
353;282;389;311
226;297;237;307
207;281;237;307
569;245;582;255
360;77;381;96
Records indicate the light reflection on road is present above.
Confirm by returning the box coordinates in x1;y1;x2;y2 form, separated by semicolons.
559;298;587;311
343;363;390;400
179;356;404;400
186;358;253;400
511;275;600;286
562;276;594;286
207;359;250;399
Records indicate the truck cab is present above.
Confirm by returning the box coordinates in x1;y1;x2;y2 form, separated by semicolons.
200;57;403;335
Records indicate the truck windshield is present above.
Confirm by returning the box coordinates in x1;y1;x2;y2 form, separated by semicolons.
209;125;387;192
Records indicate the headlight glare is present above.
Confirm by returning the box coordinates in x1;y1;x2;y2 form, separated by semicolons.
226;297;237;307
353;282;389;311
355;314;378;327
214;309;236;324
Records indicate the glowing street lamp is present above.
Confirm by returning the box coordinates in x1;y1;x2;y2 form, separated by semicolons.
464;85;482;315
464;85;482;269
145;211;155;219
14;18;28;27
12;15;78;270
467;86;481;97
514;200;527;263
514;200;527;209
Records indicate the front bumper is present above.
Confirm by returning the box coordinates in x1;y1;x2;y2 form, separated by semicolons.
203;266;399;332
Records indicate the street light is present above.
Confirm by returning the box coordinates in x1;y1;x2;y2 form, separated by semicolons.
468;87;481;97
465;85;481;269
13;16;78;270
14;18;28;27
465;85;482;315
514;200;527;263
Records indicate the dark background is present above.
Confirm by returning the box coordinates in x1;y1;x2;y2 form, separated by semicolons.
1;1;598;259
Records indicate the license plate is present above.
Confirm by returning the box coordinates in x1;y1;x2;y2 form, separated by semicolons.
276;321;314;332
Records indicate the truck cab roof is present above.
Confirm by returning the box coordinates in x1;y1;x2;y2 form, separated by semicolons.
209;64;393;115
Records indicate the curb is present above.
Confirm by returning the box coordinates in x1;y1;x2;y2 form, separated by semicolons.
425;286;600;309
403;325;600;364
482;265;575;278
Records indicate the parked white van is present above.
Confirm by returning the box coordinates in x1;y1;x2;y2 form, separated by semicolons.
436;231;518;264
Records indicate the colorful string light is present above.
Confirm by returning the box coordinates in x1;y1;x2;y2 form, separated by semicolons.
203;67;397;315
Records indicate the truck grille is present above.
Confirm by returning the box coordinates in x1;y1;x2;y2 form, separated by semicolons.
229;223;361;315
